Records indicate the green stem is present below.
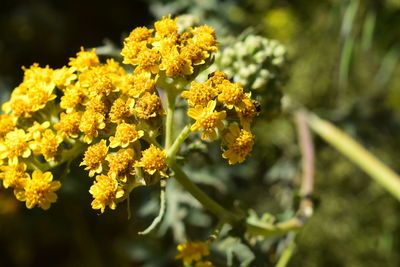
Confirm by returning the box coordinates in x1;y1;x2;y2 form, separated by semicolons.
41;141;87;171
167;124;191;158
168;160;238;223
246;217;302;237
308;113;400;201
275;233;297;267
169;159;303;237
165;92;177;150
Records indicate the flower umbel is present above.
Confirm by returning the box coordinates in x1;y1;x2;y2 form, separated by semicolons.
15;170;61;210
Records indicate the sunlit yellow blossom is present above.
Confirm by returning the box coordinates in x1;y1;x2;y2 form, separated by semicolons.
79;110;106;144
109;123;144;148
26;83;57;111
121;41;147;66
207;71;228;87
175;240;210;266
134;47;160;74
195;261;215;267
222;123;254;164
181;40;210;65
159;47;193;76
69;47;100;72
60;85;86;112
2;94;32;118
0;129;31;163
0;114;17;138
217;80;244;109
126;26;154;43
15;170;61;210
106;148;135;181
182;81;218;107
135;144;168;177
188;100;226;141
85;96;110;116
30;129;63;162
54;111;82;138
126;73;156;98
86;72;116;97
237;95;259;130
134;92;165;119
80;140;109;177
0;163;29;189
21;63;54;88
108;98;133;124
27;121;51;140
154;15;178;38
89;174;124;213
191;25;218;53
52;66;77;88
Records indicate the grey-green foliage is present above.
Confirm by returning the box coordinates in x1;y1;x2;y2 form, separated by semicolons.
215;35;286;92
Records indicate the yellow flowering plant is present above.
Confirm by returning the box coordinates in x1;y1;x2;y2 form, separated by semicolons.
0;14;303;265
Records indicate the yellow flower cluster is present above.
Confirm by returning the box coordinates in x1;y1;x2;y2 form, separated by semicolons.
182;71;258;164
0;43;167;212
176;240;214;266
0;15;260;213
121;15;217;77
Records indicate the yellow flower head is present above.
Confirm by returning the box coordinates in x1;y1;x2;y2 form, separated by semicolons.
126;26;154;43
0;129;31;163
21;63;54;87
134;92;165;120
85;96;110;116
80;140;109;177
134;47;160;74
52;66;77;88
154;15;178;38
207;70;228;87
182;81;218;107
60;85;86;112
54;111;82;138
135;144;168;178
237;95;259;130
106;148;136;181
159;47;193;77
15;170;61;210
109;123;144;148
190;25;217;53
217;80;245;109
126;72;156;98
69;47;100;72
188;100;226;141
222;123;254;164
27;121;51;140
2;94;32;118
26;83;57;111
89;174;124;213
79;110;106;144
0;163;29;189
29;129;63;162
175;240;210;266
0;114;17;139
87;73;116;97
108;98;133;124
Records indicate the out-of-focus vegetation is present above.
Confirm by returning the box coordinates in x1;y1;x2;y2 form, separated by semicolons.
0;0;399;266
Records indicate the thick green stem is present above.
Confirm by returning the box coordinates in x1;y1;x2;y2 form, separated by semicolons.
308;113;400;201
168;159;238;223
165;92;177;150
167;124;191;158
169;159;301;237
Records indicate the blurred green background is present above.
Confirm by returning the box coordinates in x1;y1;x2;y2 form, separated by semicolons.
0;0;399;266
